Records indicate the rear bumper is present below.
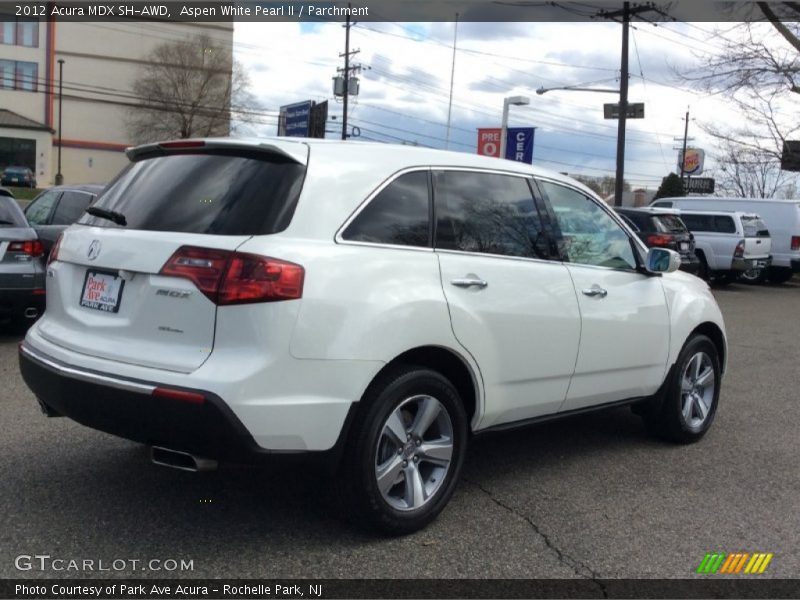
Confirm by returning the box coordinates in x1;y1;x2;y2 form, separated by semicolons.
18;343;355;466
0;288;45;323
678;254;700;274
732;256;771;272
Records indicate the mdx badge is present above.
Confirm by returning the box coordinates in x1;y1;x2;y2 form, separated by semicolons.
156;289;193;299
87;240;101;261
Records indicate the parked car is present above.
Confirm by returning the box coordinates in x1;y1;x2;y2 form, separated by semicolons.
19;139;727;534
651;197;798;283
676;210;772;284
614;207;700;275
23;184;104;252
1;166;36;188
0;194;45;328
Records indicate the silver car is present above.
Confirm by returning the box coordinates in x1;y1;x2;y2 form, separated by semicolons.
0;195;45;328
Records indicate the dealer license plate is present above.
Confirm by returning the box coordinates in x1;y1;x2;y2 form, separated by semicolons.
80;270;124;313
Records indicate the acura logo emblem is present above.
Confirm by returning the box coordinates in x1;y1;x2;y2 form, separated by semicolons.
87;240;101;261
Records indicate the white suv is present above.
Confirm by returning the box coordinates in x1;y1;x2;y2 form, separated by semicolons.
19;138;727;534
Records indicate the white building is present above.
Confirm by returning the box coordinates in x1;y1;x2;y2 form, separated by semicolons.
0;17;233;186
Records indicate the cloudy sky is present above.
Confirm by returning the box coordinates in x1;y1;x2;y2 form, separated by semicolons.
234;19;777;190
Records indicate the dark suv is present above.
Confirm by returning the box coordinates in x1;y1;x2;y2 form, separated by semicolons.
23;184;104;252
615;207;700;274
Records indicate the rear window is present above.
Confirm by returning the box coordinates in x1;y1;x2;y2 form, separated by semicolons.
654;215;688;233
0;196;26;227
78;153;306;235
741;216;769;238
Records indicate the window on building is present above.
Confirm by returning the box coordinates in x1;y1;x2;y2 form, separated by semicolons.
15;61;36;91
342;171;431;247
0;59;13;89
0;16;38;47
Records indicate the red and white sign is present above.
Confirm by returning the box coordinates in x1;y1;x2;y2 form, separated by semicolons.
477;128;501;158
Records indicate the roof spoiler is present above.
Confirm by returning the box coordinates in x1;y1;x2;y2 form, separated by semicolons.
125;139;308;165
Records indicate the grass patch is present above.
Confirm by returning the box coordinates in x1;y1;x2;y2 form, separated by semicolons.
5;186;42;201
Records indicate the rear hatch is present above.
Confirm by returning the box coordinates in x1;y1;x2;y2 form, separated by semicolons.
649;213;695;260
38;140;308;373
0;197;44;290
740;215;772;259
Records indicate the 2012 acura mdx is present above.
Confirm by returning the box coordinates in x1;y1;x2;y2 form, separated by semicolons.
19;138;727;534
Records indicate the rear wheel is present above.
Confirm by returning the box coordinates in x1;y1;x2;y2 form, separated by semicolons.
340;365;467;535
739;267;767;284
696;254;710;281
643;334;721;444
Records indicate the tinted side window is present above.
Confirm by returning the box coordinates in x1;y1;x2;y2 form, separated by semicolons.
714;216;736;233
342;171;430;247
51;191;95;225
24;190;60;225
539;180;637;270
434;171;547;259
680;214;712;232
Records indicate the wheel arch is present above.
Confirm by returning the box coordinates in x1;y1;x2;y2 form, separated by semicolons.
366;345;482;429
689;321;727;374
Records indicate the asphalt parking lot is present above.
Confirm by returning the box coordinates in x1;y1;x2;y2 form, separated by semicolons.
1;281;798;581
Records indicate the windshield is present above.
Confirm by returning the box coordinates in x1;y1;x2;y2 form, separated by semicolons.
0;196;26;227
78;152;306;235
741;216;769;238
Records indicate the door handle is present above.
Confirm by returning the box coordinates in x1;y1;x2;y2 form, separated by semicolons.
582;286;608;298
451;278;488;289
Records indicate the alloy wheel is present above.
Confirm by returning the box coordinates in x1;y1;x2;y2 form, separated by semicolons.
680;352;716;431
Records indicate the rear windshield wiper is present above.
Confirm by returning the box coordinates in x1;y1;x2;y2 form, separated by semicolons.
0;219;15;225
85;206;127;226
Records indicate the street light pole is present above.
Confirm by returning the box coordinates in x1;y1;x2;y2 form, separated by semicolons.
500;95;529;160
55;59;64;186
613;1;631;207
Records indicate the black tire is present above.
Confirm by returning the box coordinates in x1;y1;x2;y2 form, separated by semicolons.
643;334;721;444
711;273;735;287
766;267;794;284
738;267;768;284
339;365;467;535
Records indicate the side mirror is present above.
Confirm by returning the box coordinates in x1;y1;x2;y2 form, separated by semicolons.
646;247;681;274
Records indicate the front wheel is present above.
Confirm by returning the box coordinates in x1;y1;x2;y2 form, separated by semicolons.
644;334;721;444
340;366;467;535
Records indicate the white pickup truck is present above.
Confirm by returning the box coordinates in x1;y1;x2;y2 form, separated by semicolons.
677;210;772;283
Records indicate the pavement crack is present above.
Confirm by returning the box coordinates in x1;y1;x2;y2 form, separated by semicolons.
463;477;608;598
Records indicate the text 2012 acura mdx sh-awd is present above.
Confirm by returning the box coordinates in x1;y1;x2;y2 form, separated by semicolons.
19;138;727;534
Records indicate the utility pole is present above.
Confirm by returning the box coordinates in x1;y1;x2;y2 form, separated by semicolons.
445;13;459;150
338;5;360;141
55;59;64;186
596;2;662;206
679;106;690;183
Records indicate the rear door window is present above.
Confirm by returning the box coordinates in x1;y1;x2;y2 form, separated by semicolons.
342;171;430;247
51;191;95;225
655;215;688;233
78;153;306;235
433;170;550;259
24;189;60;225
713;216;736;233
680;214;713;232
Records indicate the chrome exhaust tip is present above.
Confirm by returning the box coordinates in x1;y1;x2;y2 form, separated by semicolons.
24;307;39;319
150;446;218;473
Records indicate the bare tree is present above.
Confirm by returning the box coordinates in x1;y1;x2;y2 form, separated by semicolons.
127;34;260;143
677;7;800;197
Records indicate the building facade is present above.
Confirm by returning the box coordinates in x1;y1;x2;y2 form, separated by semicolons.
0;16;233;186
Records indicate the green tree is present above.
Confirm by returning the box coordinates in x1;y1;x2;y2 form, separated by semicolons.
654;173;685;200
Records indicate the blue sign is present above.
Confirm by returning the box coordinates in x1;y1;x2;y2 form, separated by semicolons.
505;127;535;163
281;101;314;137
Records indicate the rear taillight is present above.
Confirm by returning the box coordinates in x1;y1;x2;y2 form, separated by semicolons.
160;246;304;305
159;246;230;303
8;240;44;257
48;234;63;266
152;387;205;405
734;239;745;258
646;234;673;247
792;236;800;251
